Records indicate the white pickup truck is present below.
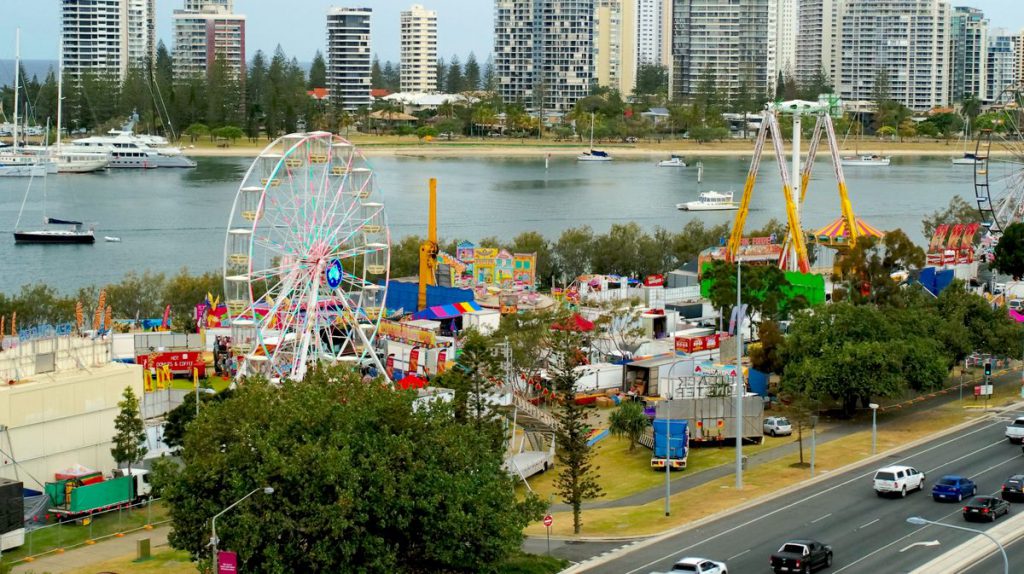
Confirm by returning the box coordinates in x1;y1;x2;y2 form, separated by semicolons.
1006;416;1024;443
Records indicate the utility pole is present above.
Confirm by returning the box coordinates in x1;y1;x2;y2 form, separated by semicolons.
735;261;743;490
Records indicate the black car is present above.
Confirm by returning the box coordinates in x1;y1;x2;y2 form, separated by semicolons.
963;495;1011;522
769;539;833;573
1002;475;1024;502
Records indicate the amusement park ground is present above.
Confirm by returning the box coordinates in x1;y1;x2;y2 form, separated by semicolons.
180;135;1004;158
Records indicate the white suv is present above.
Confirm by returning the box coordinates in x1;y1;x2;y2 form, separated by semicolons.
763;416;793;437
873;465;926;497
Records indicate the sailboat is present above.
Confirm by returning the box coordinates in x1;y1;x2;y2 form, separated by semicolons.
952;117;980;165
577;111;612;162
0;29;50;178
13;169;95;244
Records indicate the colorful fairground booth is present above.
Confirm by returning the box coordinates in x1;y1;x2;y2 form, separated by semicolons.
378;319;454;381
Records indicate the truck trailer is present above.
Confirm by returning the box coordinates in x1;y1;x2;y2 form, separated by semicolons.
655;395;765;445
45;468;151;517
651;418;688;470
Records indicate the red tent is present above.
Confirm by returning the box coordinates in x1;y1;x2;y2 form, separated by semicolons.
551;313;595;332
397;374;428;390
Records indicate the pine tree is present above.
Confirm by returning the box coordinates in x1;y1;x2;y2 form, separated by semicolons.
371;55;383;89
482;55;497;92
445;55;464;94
436;57;447;93
111;386;148;473
308;50;327;89
550;323;603;534
463;52;481;91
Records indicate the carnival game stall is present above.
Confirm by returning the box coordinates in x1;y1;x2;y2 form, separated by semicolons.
378;319;455;380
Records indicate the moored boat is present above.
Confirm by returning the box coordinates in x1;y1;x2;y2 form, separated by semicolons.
15;218;95;244
658;155;687;167
840;154;891;166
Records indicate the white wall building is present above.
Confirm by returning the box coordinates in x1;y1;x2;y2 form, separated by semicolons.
636;0;666;66
494;0;594;112
327;7;373;111
774;0;796;79
986;29;1018;103
172;0;246;78
671;0;775;101
835;0;951;111
950;6;988;103
61;0;156;81
400;4;438;93
595;0;636;95
795;0;836;87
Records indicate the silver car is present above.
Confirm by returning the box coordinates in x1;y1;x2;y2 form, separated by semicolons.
763;416;793;437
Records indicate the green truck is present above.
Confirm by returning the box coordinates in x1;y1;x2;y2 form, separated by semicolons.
44;469;151;516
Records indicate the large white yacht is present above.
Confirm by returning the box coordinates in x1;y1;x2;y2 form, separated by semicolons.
65;115;196;168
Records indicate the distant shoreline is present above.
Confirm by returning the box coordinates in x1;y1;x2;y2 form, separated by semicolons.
182;141;999;159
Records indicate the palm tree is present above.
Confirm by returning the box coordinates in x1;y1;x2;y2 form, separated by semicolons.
609;401;650;453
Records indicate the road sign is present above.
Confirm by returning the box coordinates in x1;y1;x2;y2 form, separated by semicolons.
217;551;238;574
543;514;553;527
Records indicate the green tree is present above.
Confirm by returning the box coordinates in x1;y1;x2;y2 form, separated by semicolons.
463;52;481;91
212;125;245;144
750;320;786;375
445;55;464;93
482;55;497;92
163;367;544;572
550;325;603;534
308;50;327;88
508;231;554;286
993;223;1024;279
553;226;595;282
921;196;982;239
371;55;383;88
634;63;669;99
111;386;147;472
163;389;234;451
608;401;649;452
415;125;438;140
183;122;209;143
898;119;917;142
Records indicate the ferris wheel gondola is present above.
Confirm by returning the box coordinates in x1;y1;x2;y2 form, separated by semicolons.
972;85;1024;237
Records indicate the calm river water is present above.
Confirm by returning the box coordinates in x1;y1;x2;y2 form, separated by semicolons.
0;154;982;293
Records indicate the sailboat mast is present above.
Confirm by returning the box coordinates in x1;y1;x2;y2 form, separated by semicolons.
590;111;595;150
13;28;20;153
57;32;63;155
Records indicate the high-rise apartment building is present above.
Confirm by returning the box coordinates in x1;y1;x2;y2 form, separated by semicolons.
795;0;836;87
949;6;988;103
61;0;156;81
835;0;950;111
400;5;438;93
595;0;636;95
494;0;594;112
986;29;1018;103
671;0;774;101
173;0;247;78
636;0;666;66
327;7;373;111
774;0;796;78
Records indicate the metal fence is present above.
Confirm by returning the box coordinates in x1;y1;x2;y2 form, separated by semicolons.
10;497;170;565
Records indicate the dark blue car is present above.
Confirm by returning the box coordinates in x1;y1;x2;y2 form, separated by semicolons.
932;475;977;502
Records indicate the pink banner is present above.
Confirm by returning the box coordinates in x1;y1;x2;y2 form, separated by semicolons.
217;551;237;574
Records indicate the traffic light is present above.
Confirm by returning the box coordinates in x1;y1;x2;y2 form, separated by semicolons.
985;362;992;378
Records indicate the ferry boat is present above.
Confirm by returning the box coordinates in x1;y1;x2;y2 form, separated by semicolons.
658;155;687;167
840;154;891;166
676;191;738;211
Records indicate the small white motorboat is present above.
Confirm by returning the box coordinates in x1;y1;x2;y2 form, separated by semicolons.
951;153;981;165
104;236;121;242
840;154;891;166
658;155;687;167
676;191;738;211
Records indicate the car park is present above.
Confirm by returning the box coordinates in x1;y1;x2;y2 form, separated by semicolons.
764;416;793;437
963;495;1010;522
769;540;833;573
873;465;925;497
931;475;976;502
1002;475;1024;502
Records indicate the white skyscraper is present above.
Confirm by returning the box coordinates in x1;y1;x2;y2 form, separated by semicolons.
836;0;951;111
327;7;373;111
774;0;796;78
400;5;438;93
636;0;665;66
494;0;594;112
61;0;156;81
950;6;988;103
671;0;775;100
987;29;1018;103
173;0;246;78
795;0;836;87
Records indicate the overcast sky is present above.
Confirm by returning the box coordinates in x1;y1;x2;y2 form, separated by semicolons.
1;1;1021;63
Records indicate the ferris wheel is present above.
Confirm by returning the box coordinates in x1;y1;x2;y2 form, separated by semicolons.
973;84;1024;236
223;132;390;382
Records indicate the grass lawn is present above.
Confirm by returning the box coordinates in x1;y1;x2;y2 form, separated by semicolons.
168;377;232;393
526;389;1017;538
60;548;197;574
9;502;169;563
520;433;787;504
497;552;568;574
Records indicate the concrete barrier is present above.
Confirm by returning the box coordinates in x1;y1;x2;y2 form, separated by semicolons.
909;511;1024;573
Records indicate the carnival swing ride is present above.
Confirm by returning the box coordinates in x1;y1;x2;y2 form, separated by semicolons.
223;132;391;382
725;99;882;273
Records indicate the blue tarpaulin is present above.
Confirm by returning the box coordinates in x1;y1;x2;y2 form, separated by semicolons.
382;281;475;315
411;301;483;320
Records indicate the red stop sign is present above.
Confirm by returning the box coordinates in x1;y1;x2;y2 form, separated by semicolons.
543;514;553;527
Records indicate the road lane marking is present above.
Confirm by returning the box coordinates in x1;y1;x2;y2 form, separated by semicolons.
899;540;940;553
811;513;832;524
968;455;1021;480
925;439;1005;474
619;420;1010;574
858;518;880;529
727;549;750;561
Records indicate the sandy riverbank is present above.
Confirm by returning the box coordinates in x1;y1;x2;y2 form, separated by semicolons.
182;138;1005;159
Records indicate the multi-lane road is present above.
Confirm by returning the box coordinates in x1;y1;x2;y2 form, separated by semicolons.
582;407;1024;574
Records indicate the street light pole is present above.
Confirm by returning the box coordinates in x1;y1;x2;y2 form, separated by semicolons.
906;516;1008;574
736;260;743;490
664;397;671;517
869;403;879;455
210;486;274;570
810;415;817;477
